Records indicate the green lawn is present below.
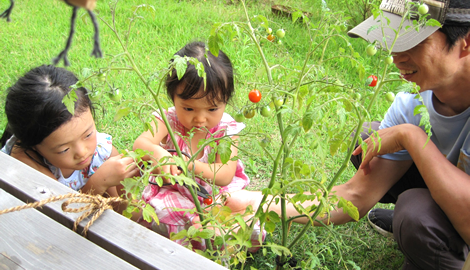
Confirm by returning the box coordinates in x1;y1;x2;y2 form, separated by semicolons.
0;0;404;269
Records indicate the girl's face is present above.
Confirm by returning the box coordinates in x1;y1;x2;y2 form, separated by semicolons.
34;108;97;176
173;86;226;134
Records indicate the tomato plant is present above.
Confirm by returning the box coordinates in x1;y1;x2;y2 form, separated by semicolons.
260;105;272;117
418;3;429;15
368;75;378;87
385;92;395;102
203;197;213;205
366;44;377;56
108;88;122;102
276;29;285;38
234;112;245;123
243;109;256;119
75;1;432;268
97;72;106;82
88;88;101;102
267;34;275;42
274;97;284;108
248;89;262;103
260;137;271;148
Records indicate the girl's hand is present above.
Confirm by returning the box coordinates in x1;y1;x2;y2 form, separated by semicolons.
151;151;183;184
97;153;140;187
352;124;412;175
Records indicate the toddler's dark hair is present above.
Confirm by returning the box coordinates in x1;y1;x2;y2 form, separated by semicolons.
166;41;234;105
0;65;93;150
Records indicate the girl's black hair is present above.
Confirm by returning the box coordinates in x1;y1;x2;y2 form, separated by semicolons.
165;41;234;105
0;65;93;150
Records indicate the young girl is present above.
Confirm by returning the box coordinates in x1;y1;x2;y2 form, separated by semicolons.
0;65;139;208
133;41;264;250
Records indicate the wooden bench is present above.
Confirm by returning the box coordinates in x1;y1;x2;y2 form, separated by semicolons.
0;152;225;269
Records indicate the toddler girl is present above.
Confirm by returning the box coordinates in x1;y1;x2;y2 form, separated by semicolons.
133;41;264;250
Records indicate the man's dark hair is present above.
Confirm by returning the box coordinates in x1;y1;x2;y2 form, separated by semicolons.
440;0;470;50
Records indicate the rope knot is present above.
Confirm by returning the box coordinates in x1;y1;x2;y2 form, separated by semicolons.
0;193;127;236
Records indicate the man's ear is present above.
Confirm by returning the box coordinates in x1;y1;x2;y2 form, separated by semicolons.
460;31;470;57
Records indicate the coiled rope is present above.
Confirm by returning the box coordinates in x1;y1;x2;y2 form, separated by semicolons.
0;193;127;236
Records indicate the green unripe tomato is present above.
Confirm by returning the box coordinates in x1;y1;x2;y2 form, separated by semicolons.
366;44;377;56
260;106;272;117
385;92;395;102
234;112;245;123
97;72;106;82
385;56;394;65
244;109;256;119
277;40;282;45
260;137;271;148
109;88;122;102
267;27;272;34
418;3;429;15
274;97;284;108
353;93;362;100
88;89;102;102
276;29;285;38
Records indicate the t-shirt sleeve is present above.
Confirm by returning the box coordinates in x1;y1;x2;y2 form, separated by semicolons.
94;132;113;164
220;113;246;136
378;92;423;161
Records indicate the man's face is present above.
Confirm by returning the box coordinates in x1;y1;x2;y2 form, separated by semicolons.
392;30;463;93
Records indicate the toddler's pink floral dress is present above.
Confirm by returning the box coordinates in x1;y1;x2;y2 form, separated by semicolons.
141;107;265;251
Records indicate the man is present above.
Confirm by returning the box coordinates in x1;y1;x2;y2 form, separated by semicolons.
226;0;470;268
347;0;470;268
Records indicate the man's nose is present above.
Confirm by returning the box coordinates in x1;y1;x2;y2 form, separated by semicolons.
392;52;408;64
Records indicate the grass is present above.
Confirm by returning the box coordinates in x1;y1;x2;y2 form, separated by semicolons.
0;0;404;269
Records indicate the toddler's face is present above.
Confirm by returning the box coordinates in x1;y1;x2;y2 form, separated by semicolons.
34;108;98;177
173;87;226;135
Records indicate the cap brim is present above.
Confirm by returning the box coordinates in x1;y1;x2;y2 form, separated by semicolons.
347;12;440;53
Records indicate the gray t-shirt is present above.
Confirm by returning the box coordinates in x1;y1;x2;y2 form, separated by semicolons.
379;90;470;174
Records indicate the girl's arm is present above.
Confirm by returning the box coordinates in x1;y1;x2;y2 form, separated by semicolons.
190;136;239;186
133;117;181;177
81;146;139;196
11;148;57;179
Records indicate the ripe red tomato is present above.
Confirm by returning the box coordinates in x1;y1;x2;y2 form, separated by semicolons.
203;197;213;205
248;89;262;103
368;75;378;87
267;34;275;42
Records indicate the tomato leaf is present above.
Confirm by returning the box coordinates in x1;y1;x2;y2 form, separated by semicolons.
337;197;359;221
195;229;215;239
173;55;187;80
413;104;432;142
114;106;131;121
142;203;159;224
208;34;221;57
62;89;78;115
265;220;276;233
302;111;316;132
217;138;232;164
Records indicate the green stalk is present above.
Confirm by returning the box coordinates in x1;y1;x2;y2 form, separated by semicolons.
99;10;208;248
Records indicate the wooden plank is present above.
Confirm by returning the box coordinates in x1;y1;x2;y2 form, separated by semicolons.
0;188;138;270
0;152;226;270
